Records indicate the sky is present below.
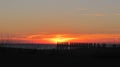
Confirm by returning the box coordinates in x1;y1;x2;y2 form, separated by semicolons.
0;0;120;44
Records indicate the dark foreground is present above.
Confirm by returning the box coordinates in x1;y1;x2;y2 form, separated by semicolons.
0;47;120;66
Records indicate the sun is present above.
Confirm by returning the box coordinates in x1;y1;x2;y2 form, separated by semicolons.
43;35;76;44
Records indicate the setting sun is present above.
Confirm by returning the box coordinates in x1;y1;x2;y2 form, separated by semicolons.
43;35;77;44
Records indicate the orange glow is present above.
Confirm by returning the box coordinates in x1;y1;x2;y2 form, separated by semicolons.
3;34;119;44
43;35;77;44
24;34;120;44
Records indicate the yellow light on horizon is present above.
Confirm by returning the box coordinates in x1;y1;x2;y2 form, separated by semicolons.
43;35;77;44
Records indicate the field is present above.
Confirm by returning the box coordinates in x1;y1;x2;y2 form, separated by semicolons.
0;43;120;66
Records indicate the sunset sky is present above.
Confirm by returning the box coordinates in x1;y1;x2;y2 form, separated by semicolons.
0;0;120;44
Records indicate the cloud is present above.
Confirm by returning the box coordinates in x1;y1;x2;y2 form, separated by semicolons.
76;8;89;11
1;33;120;44
80;13;105;16
114;13;120;16
115;8;120;10
26;34;77;39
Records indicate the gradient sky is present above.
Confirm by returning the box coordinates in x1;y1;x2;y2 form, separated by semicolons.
0;0;120;43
